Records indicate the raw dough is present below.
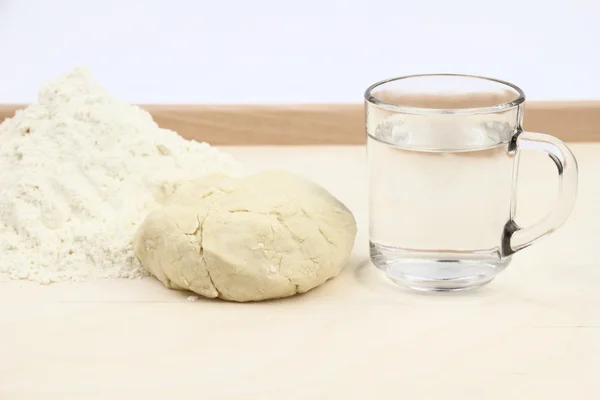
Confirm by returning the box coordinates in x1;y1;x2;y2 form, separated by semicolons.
134;170;357;302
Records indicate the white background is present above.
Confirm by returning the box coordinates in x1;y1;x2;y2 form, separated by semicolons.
0;0;598;104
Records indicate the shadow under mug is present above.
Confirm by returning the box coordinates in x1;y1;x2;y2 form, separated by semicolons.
365;74;578;292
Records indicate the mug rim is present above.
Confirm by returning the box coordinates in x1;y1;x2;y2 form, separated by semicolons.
364;73;526;115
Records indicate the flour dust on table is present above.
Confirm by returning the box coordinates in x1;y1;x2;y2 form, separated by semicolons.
0;67;245;284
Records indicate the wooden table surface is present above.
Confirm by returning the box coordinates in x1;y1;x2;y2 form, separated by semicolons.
1;145;599;399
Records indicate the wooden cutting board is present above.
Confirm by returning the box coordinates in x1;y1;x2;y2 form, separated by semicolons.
1;145;598;399
2;102;600;144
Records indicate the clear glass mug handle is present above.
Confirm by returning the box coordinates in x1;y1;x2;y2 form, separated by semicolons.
503;131;579;256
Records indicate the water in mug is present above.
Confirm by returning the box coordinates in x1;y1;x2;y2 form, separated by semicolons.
368;123;516;290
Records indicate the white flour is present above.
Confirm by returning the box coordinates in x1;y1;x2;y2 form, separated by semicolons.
0;68;245;283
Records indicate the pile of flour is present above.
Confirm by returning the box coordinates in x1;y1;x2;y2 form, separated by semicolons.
0;67;245;283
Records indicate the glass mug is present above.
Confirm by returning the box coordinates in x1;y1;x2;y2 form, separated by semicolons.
365;74;578;292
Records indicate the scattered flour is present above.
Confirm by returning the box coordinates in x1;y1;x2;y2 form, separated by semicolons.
0;67;245;283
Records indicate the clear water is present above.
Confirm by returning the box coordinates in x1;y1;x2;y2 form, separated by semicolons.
368;130;516;291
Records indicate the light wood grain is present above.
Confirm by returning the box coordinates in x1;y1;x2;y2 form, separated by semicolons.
2;102;600;144
1;144;598;399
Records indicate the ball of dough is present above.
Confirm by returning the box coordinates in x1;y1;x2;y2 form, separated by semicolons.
134;170;357;302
